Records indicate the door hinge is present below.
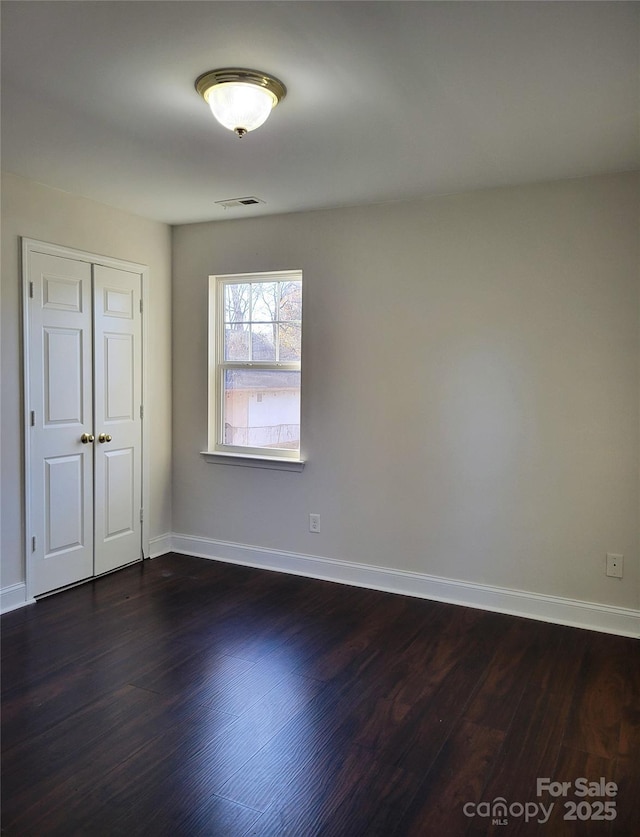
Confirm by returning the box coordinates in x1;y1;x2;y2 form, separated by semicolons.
140;404;144;420
30;410;35;427
139;508;144;523
32;536;36;552
29;281;34;298
139;298;143;314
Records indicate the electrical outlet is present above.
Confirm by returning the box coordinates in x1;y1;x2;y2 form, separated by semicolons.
606;553;623;578
309;513;320;533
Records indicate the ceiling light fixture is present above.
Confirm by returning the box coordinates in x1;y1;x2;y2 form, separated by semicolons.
195;68;287;138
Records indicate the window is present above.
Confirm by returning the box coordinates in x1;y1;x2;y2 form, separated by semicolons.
208;271;303;462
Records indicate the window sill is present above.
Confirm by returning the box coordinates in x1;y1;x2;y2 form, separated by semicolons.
200;451;305;472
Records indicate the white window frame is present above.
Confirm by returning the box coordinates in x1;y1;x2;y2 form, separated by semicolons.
203;270;304;470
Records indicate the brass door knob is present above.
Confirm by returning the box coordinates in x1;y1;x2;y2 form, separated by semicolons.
98;433;113;443
80;433;95;444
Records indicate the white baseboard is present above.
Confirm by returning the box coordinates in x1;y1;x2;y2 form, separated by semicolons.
5;535;637;636
148;533;173;559
1;582;36;614
170;533;640;638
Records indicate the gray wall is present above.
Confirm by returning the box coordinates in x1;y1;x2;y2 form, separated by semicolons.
3;170;637;613
172;172;639;609
1;172;172;590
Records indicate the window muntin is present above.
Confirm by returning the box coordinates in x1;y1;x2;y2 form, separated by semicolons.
210;271;302;459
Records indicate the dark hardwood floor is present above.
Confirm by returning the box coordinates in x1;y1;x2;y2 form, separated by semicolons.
2;553;638;835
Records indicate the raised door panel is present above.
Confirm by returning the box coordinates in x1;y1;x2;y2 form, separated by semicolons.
103;448;135;539
43;327;85;426
43;273;83;311
103;333;135;422
45;454;86;555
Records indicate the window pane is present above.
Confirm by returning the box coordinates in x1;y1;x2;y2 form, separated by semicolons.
279;280;302;321
225;324;250;360
251;323;276;361
223;369;300;451
279;323;301;360
224;283;250;324
251;282;278;322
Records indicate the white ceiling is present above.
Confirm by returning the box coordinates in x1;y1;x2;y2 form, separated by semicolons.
2;1;638;225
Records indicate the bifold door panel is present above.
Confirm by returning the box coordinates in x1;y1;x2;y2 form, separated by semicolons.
93;264;142;575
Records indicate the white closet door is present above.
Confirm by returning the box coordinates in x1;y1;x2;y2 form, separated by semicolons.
26;246;144;596
93;264;142;575
28;252;94;596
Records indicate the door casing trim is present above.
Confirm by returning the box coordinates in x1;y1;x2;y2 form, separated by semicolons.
21;237;150;599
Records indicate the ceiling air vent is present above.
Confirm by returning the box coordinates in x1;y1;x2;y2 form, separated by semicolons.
214;196;265;209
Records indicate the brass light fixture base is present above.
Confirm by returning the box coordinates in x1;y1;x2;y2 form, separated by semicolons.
195;68;287;137
195;68;287;106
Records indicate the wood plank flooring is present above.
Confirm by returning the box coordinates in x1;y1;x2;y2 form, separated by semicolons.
1;553;638;835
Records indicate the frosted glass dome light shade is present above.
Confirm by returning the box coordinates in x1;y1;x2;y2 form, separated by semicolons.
196;69;287;138
208;82;275;135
